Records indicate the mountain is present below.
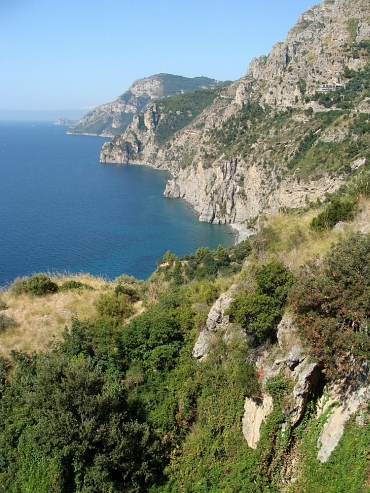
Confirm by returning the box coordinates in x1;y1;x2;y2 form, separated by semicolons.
101;0;370;234
2;1;370;490
68;74;225;137
54;117;77;126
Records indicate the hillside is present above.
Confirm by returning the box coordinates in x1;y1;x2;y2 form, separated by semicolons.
1;194;370;491
1;0;370;491
68;74;225;137
101;0;370;232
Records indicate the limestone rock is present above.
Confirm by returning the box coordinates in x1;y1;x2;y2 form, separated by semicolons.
242;395;274;449
192;289;235;361
317;383;370;462
242;315;320;448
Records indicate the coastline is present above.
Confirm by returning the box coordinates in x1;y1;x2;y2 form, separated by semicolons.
101;156;251;246
230;223;254;244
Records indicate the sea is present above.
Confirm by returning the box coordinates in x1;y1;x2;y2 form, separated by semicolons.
0;121;234;286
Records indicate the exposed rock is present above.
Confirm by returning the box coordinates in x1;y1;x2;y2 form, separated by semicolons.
192;289;235;361
242;395;274;449
317;383;370;462
242;316;321;448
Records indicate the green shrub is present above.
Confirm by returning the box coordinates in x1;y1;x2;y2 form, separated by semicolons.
266;371;293;401
0;299;7;311
255;261;294;302
114;285;140;301
226;292;282;344
291;232;370;380
94;292;134;328
60;280;93;292
0;313;17;332
226;261;293;345
25;274;59;296
10;274;58;296
310;197;358;231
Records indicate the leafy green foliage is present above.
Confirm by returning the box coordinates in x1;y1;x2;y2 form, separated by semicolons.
94;291;134;328
310;197;358;231
0;341;163;493
265;371;294;401
156;240;252;284
291;232;370;380
226;261;294;344
11;274;59;296
154;88;220;145
59;280;93;292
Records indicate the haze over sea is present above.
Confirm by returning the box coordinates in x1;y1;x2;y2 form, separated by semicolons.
0;121;234;286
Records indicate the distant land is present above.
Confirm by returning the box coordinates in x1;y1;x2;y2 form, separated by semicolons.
69;73;227;137
55;117;77;126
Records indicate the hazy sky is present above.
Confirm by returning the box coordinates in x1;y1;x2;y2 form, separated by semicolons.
1;0;316;118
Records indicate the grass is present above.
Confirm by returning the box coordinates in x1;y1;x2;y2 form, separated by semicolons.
250;196;370;274
1;196;370;357
0;273;111;356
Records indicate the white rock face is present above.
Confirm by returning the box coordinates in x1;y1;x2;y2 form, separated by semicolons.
192;289;236;361
242;316;320;448
242;395;274;449
317;383;370;462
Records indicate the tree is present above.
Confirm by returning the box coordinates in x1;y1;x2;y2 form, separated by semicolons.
291;232;370;380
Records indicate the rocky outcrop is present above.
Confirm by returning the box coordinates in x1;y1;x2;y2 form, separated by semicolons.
317;380;370;462
242;394;274;449
100;0;369;230
192;288;237;360
70;74;223;137
242;316;321;448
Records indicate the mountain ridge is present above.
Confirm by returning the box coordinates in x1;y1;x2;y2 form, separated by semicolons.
68;74;225;137
100;0;370;235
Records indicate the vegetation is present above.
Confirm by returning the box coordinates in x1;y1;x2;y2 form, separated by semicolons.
154;87;221;145
291;232;370;381
2;198;370;490
11;274;59;296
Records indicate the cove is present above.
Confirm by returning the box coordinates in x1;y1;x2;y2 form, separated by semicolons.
0;121;234;285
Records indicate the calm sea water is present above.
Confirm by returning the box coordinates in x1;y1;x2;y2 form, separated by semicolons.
0;121;234;285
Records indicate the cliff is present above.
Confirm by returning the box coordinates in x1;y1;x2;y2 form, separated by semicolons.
69;74;224;137
100;0;370;232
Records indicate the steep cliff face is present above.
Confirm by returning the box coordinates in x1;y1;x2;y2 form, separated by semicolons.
69;74;223;137
100;0;370;230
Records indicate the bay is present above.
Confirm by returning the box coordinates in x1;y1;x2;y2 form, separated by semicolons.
0;121;234;285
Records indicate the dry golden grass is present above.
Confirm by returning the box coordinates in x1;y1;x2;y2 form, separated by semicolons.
253;196;370;273
0;273;113;357
2;197;370;357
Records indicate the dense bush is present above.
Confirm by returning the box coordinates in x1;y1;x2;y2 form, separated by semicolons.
0;344;163;492
94;292;134;328
11;274;59;296
156;241;251;284
59;280;93;291
114;284;140;301
291;232;370;380
310;197;358;231
226;261;294;345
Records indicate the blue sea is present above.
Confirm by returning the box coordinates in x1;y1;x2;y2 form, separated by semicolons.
0;121;234;285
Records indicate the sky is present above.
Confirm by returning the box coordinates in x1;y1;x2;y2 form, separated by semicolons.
0;0;317;120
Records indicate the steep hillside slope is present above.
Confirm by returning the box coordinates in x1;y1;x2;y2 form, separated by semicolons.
69;74;224;136
101;0;370;230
